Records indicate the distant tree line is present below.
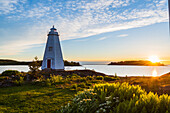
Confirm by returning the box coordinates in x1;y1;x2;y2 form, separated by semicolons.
0;59;81;66
108;60;165;66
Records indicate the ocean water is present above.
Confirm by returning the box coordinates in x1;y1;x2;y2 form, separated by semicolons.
0;65;170;77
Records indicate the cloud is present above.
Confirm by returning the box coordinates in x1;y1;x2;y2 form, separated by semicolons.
0;0;26;14
98;37;107;40
0;0;168;55
74;39;88;42
117;34;128;37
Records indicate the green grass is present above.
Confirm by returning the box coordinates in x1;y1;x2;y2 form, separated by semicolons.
0;84;76;112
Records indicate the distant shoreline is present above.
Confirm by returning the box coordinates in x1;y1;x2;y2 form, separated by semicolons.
108;60;165;66
0;59;81;66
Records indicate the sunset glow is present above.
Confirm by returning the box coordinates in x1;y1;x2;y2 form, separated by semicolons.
148;56;160;63
152;69;158;77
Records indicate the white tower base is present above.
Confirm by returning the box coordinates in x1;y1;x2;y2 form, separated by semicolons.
41;26;64;70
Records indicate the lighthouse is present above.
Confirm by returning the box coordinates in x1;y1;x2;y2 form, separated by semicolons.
41;26;64;70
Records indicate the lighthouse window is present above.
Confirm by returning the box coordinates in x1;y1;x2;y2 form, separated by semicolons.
49;47;53;51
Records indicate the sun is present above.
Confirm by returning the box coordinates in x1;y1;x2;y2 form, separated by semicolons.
148;56;160;63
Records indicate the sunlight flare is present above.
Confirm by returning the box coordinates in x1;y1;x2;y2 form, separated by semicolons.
152;69;157;77
148;56;160;63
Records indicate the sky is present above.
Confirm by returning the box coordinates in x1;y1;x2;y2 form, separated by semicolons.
0;0;169;64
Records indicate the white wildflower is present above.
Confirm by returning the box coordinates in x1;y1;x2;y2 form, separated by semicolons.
106;101;112;105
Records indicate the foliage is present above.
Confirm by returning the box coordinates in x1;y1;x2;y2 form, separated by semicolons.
108;60;165;66
70;84;78;91
86;76;93;80
119;76;170;95
104;76;117;81
13;77;24;86
0;59;80;66
58;89;99;113
45;78;52;86
49;75;63;84
77;83;86;88
0;59;31;65
78;77;87;82
28;56;41;80
58;82;170;113
96;76;104;80
28;56;41;73
1;70;20;76
0;84;76;112
64;60;81;66
38;75;64;86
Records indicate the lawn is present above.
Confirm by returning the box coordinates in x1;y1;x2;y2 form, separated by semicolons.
0;84;76;112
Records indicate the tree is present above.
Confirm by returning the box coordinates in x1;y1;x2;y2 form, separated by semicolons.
28;56;41;80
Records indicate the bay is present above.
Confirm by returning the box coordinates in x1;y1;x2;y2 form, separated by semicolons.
0;65;170;77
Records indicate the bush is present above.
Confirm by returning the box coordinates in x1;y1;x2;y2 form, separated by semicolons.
77;83;86;88
58;89;98;113
13;77;24;86
70;74;80;81
91;80;100;83
41;75;64;86
50;75;63;84
58;82;170;113
86;76;93;80
1;70;20;76
104;76;117;81
86;82;92;86
79;77;87;82
96;76;104;80
45;78;51;86
70;84;78;91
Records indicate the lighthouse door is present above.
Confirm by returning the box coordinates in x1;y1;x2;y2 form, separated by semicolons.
47;59;51;68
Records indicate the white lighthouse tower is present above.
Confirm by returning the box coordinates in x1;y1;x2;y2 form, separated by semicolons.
41;26;64;70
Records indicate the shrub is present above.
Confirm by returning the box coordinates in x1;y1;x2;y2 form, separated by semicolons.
70;74;80;81
50;75;63;84
91;80;100;83
45;78;51;86
104;76;117;81
57;89;98;113
77;83;86;88
86;82;92;86
86;76;93;80
1;70;20;76
58;82;170;113
96;76;104;80
70;84;78;91
71;74;80;78
28;56;41;80
79;77;87;82
28;56;41;72
13;77;24;86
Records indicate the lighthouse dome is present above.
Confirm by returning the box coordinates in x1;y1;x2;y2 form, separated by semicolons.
50;25;57;31
48;25;59;36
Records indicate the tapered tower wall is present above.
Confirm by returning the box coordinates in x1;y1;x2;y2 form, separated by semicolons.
41;26;64;70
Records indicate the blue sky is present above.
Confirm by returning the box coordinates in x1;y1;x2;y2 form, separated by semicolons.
0;0;169;64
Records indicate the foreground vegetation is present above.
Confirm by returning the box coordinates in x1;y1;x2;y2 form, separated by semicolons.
0;84;76;112
119;75;170;95
0;70;120;112
58;83;170;113
0;66;170;112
